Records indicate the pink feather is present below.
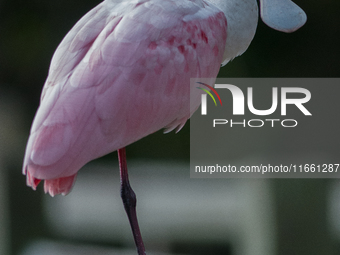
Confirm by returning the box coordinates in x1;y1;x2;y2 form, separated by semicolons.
23;0;227;196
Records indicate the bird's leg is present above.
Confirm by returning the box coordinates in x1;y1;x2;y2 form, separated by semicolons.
118;148;146;255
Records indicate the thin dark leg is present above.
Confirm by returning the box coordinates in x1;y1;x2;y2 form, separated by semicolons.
118;148;146;255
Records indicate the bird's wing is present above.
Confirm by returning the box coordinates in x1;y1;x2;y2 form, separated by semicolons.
23;0;227;181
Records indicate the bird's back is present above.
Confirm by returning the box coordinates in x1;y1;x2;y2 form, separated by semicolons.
23;0;227;189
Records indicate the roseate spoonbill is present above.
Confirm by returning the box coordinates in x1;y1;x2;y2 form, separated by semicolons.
23;0;306;254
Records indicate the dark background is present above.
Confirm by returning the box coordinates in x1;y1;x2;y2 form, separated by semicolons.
0;0;339;255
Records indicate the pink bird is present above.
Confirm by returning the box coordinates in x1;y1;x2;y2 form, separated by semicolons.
23;0;306;254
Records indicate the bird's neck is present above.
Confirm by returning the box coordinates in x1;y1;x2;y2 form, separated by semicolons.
207;0;258;65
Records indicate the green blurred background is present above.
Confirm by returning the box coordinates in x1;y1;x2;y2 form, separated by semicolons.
0;0;340;254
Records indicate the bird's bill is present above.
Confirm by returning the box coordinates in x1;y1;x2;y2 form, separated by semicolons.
259;0;307;33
